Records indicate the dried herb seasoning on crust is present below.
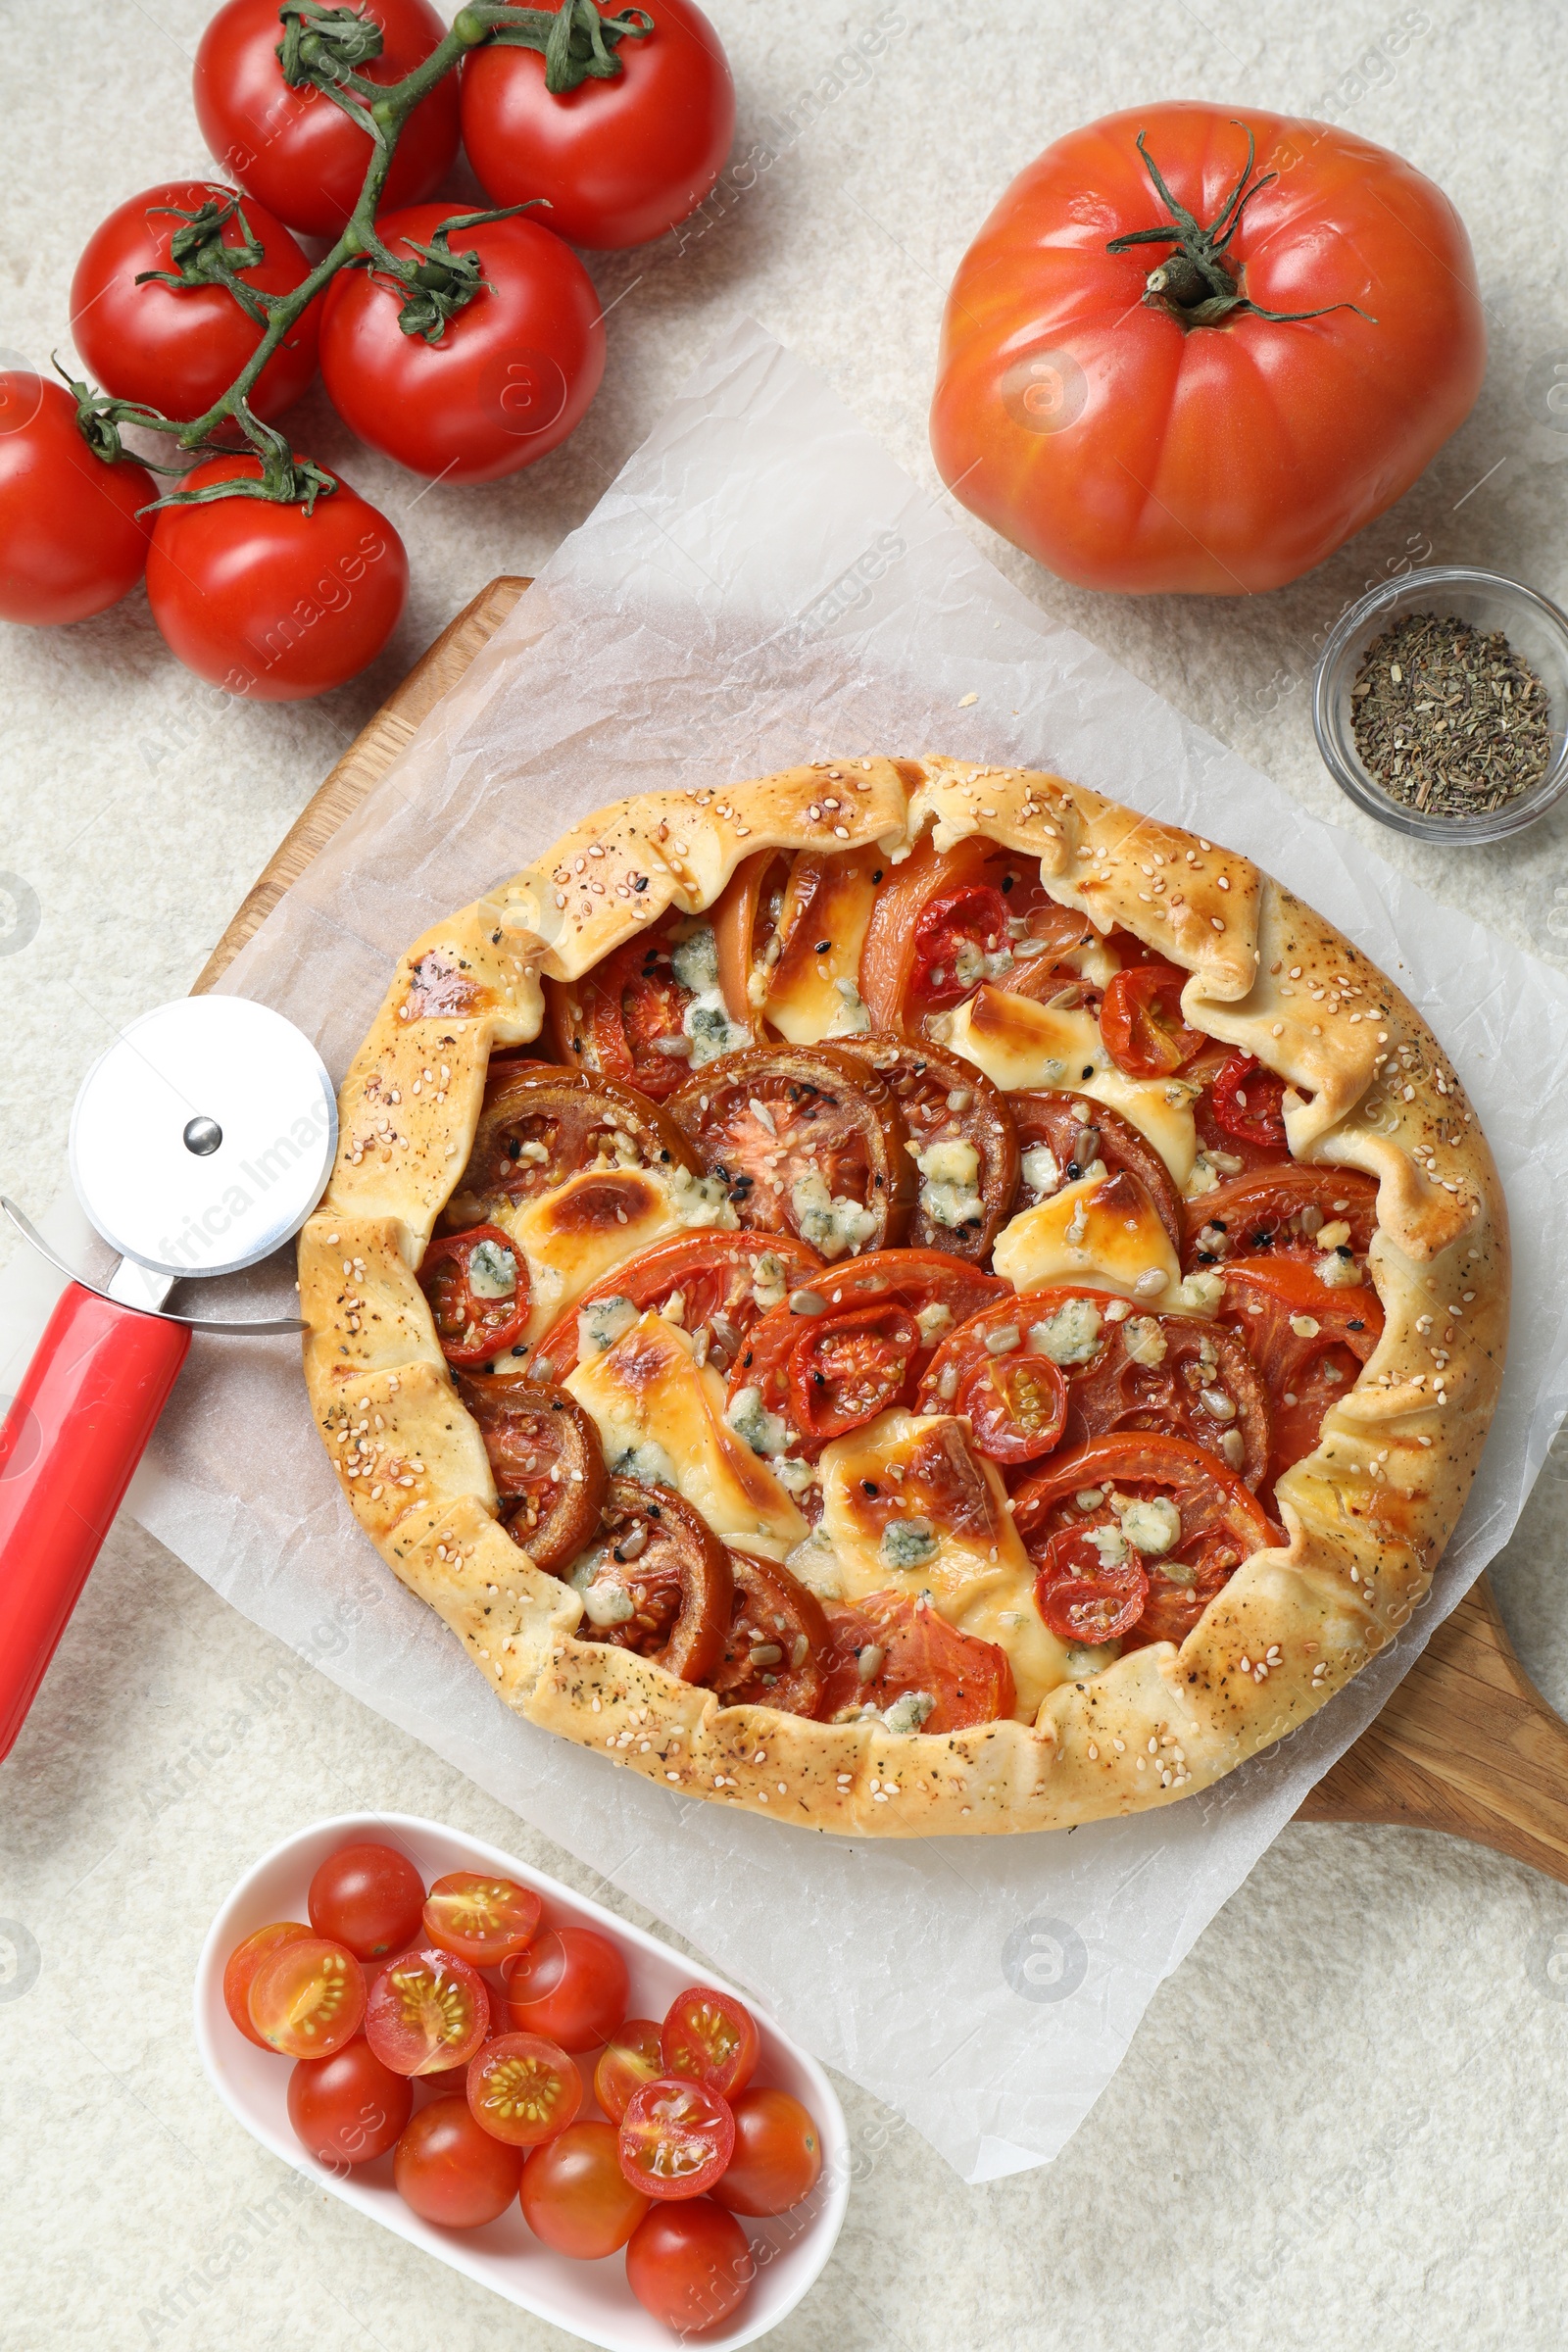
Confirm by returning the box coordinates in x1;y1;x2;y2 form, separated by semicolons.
300;759;1509;1837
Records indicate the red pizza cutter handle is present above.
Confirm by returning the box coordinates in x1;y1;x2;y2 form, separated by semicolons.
0;1282;190;1760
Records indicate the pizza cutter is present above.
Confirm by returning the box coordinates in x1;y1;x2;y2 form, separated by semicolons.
0;997;336;1759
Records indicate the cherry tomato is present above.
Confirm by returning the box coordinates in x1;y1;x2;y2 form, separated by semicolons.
710;2086;823;2217
931;104;1486;595
1032;1544;1149;1645
624;2198;754;2332
1010;1088;1185;1256
145;452;407;699
417;1224;530;1367
914;1299;1069;1465
1220;1254;1384;1492
1204;1054;1289;1152
443;1064;701;1234
466;2032;581;2146
287;2035;413;2168
661;1987;759;2100
455;1374;608;1570
1183;1165;1380;1272
365;1946;490;2077
546;914;750;1102
816;1591;1015;1732
1099;962;1203;1078
461;0;735;252
308;1841;425;1960
319;206;604;485
833;1034;1020;1262
521;2121;652;2258
594;2021;665;2126
194;0;461;238
248;1936;367;2059
859;834;1038;1035
534;1229;824;1385
0;374;154;627
788;1300;922;1447
393;2096;524;2227
504;1925;629;2053
573;1480;734;1685
222;1920;313;2050
619;2077;735;2200
709;1551;830;1717
422;1873;543;1969
70;182;318;426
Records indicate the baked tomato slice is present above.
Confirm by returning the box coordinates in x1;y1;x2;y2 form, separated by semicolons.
860;834;1035;1033
1013;1433;1275;1652
816;1591;1016;1731
1184;1164;1379;1272
418;1225;529;1367
530;1229;824;1384
571;1479;733;1683
707;1551;830;1714
1099;960;1204;1077
443;1063;700;1229
455;1370;608;1572
831;1033;1019;1260
912;1298;1069;1465
725;1297;920;1461
1219;1254;1384;1488
544;914;750;1101
667;1044;915;1256
1009;1089;1185;1255
732;1247;1009;1384
710;846;792;1023
1199;1051;1290;1157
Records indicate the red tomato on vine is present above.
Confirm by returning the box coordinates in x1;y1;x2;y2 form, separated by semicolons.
0;375;154;627
461;0;735;251
70;181;320;427
931;104;1486;593
145;454;408;699
319;207;605;483
194;0;461;238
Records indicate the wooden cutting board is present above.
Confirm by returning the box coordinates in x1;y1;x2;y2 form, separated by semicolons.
193;575;1568;1886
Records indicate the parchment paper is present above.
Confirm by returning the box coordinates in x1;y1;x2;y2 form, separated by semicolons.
124;319;1568;2182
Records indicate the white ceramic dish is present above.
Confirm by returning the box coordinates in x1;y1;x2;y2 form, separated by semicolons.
194;1812;849;2350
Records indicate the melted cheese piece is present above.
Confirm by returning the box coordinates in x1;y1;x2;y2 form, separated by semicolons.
567;1311;807;1555
818;1409;1070;1717
946;987;1199;1183
498;1166;734;1347
763;845;881;1043
992;1171;1183;1303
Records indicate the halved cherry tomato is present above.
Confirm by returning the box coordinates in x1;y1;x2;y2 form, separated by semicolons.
832;1033;1019;1260
860;835;1030;1034
625;2198;754;2332
417;1224;529;1367
393;2096;523;2227
532;1229;824;1384
573;1480;733;1683
667;1044;915;1255
365;1946;490;2077
223;1921;313;2050
505;1925;630;2053
287;2036;413;2169
308;1842;425;1961
790;1300;923;1446
1204;1053;1289;1152
662;1987;760;2100
1009;1088;1186;1255
443;1064;700;1232
544;913;750;1101
619;2078;736;2200
1220;1254;1384;1489
466;2032;581;2147
816;1591;1016;1732
248;1936;367;2060
1032;1540;1149;1644
422;1874;542;1969
997;902;1112;1005
521;2121;653;2257
1099;961;1204;1078
1183;1165;1380;1271
711;2086;823;2217
708;1552;830;1716
595;2021;666;2126
455;1372;607;1571
914;1300;1069;1464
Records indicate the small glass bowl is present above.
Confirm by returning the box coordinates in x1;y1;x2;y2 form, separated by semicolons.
1311;564;1568;844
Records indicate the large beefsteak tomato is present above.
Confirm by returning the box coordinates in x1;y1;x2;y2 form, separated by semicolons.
930;105;1486;595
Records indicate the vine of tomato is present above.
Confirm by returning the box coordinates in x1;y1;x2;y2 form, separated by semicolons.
69;181;319;426
318;208;605;484
144;454;408;699
460;0;735;251
193;0;460;238
931;103;1486;594
0;375;154;627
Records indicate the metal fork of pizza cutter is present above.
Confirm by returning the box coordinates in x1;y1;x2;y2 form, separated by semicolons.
0;997;336;1760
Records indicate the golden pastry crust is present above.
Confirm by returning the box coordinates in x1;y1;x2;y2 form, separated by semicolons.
300;760;1509;1835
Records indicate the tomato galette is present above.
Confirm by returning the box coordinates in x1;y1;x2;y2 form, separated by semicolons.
300;759;1507;1835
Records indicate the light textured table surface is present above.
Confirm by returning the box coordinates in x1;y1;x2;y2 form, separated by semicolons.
6;3;1568;2345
